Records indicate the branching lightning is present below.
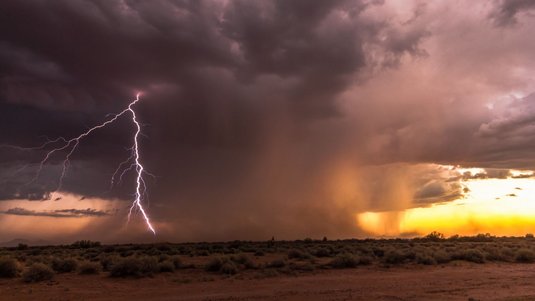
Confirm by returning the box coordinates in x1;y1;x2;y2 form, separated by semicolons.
1;94;156;234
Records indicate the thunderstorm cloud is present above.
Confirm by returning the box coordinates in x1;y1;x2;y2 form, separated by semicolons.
0;0;535;242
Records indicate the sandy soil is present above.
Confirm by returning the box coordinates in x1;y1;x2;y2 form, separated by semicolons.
2;263;535;301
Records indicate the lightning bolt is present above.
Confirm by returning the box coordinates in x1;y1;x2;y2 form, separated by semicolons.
1;93;156;234
126;95;156;234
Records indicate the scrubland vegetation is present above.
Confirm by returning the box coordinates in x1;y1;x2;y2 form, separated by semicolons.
2;233;535;283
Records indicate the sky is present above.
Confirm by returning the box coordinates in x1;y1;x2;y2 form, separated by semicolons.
1;0;535;244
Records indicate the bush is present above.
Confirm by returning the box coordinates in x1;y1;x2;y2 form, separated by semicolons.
453;249;485;263
416;254;436;265
433;250;451;264
205;257;226;272
372;248;385;258
267;259;286;268
484;247;509;262
425;231;445;242
384;250;406;264
313;247;331;257
17;243;28;250
220;262;238;275
515;249;535;263
205;257;238;274
358;255;373;265
158;260;175;272
287;249;311;260
72;240;101;248
99;254;119;271
51;257;78;273
171;256;182;269
22;263;54;283
78;261;101;275
110;257;158;277
329;253;359;268
290;262;316;271
0;257;18;278
232;254;256;269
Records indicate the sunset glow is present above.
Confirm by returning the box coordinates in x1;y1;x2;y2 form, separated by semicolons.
358;174;535;237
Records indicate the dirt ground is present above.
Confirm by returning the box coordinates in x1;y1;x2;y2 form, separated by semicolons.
2;263;535;301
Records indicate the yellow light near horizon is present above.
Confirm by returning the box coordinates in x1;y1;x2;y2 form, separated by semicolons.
357;178;535;237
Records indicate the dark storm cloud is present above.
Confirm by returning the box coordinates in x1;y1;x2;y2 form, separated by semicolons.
413;180;462;205
472;94;535;169
2;207;110;218
0;0;424;196
450;169;513;181
491;0;535;26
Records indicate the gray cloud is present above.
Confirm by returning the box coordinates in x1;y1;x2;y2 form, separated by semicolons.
2;207;110;218
490;0;535;26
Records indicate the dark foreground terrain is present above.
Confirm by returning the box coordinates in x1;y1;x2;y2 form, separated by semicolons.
3;234;535;300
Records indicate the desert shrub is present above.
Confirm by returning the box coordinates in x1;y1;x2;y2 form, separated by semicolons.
205;257;226;272
22;263;54;283
453;249;485;263
144;248;161;256
110;256;158;277
99;254;119;271
231;254;256;269
17;243;29;250
515;249;535;263
0;257;18;278
267;258;286;268
158;260;175;272
205;257;238;275
254;250;265;256
220;262;238;275
501;247;515;261
134;256;158;275
358;255;373;265
329;253;359;268
403;249;417;261
26;255;50;265
313;247;331;257
290;262;316;271
287;249;311;260
72;240;101;249
384;250;406;264
158;254;170;262
170;256;182;269
103;245;116;253
484;247;508;262
197;250;210;256
372;248;385;258
424;231;445;242
156;243;172;252
416;254;436;265
51;257;78;273
120;250;135;257
432;250;451;264
78;261;101;275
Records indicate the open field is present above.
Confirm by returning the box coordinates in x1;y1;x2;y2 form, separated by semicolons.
3;235;535;300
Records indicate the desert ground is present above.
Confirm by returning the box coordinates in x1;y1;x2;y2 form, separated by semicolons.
3;263;535;300
3;235;535;300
